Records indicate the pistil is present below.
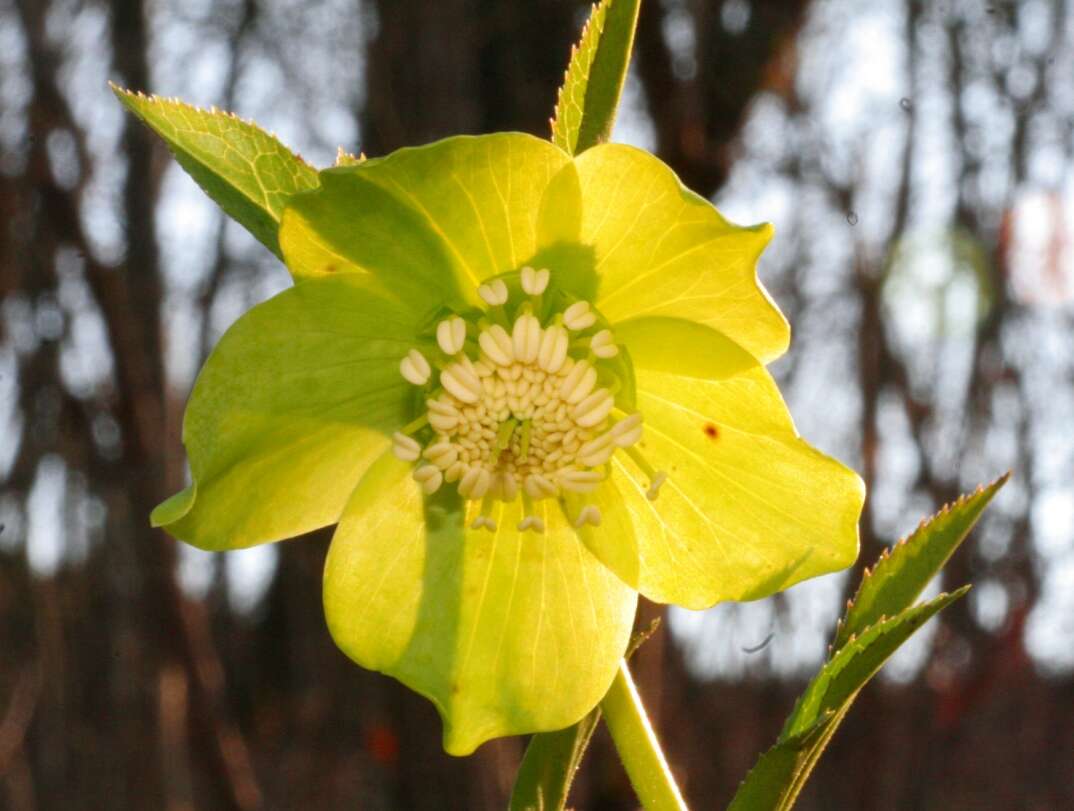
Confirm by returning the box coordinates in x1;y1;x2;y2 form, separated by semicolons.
497;418;518;450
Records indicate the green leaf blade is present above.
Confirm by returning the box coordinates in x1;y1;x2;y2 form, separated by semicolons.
783;587;969;740
833;473;1008;651
726;711;842;811
728;479;1004;809
112;85;319;258
551;0;642;155
729;589;968;811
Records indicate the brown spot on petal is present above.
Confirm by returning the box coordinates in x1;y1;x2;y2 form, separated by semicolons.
703;423;719;440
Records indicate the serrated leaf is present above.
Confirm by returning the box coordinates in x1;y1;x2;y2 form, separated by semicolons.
726;709;842;811
783;587;968;739
335;147;365;167
551;0;642;155
833;474;1008;651
112;85;319;259
728;479;1005;809
729;589;968;810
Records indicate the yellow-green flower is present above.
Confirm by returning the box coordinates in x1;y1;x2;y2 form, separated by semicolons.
152;133;863;755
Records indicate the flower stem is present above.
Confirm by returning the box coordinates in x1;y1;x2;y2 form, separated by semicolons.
601;660;689;810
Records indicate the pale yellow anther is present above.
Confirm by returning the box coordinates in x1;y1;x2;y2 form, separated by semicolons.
457;352;479;375
478;324;514;366
537;325;569;373
577;432;613;457
572;505;602;529
520;266;550;295
427;399;459;417
557;468;602;493
412;464;443;494
557;360;594;404
512;314;542;363
478;279;509;306
524;473;557;499
392;432;422;462
400;348;431;385
577;446;615;467
572;389;614;428
458;466;491;499
423;441;458;468
563;301;596;330
590;329;618;359
517;515;545;533
471;515;497;531
609;413;643;447
428;411;459;433
436;317;467;355
441;363;482;403
576;433;616;466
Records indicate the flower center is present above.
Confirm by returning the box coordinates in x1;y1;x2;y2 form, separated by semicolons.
393;267;666;532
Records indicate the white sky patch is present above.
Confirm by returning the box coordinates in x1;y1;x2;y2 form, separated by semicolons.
177;543;217;600
162;294;205;395
56;250;116;399
610;67;657;153
0;347;21;478
156;166;220;292
662;2;697;80
225;545;280;615
26;454;67;577
1008;189;1074;308
670;570;847;683
881;574;942;684
1026;556;1074;675
1033;487;1074;558
971;578;1009;633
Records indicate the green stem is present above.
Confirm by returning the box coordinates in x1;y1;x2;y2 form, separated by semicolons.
601;661;689;811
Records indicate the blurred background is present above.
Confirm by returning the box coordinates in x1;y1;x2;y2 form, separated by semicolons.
1;0;1072;808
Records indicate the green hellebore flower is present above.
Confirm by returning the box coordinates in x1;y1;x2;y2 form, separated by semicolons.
152;133;864;755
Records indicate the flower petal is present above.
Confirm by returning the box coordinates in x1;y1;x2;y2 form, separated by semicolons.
323;452;637;755
595;316;863;609
574;143;789;363
153;273;419;550
280;133;579;313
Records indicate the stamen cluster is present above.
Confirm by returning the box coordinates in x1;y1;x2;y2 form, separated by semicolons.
394;268;664;532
